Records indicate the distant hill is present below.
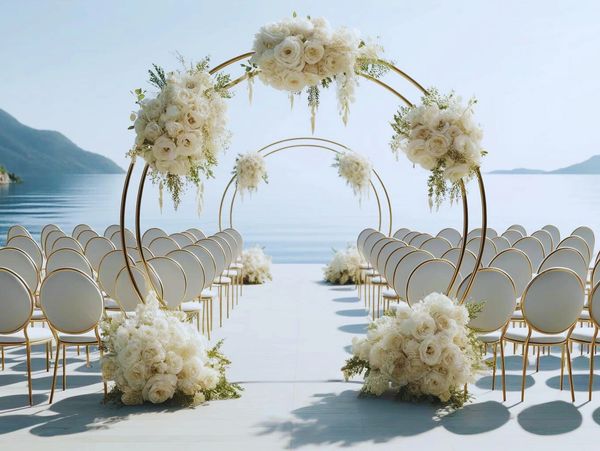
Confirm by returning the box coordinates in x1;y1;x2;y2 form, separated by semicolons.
490;155;600;174
0;108;124;177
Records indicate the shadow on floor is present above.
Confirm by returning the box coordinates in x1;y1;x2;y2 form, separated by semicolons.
343;345;352;355
546;374;600;392
332;297;358;303
475;374;535;391
338;324;368;334
335;309;368;318
256;390;512;447
517;401;582;435
0;393;178;437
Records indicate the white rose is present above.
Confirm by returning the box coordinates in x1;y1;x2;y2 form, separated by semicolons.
164;351;184;375
288;17;314;37
421;370;449;397
142;374;177;404
322;51;351;75
123;361;148;391
101;355;118;381
133;116;147;135
152;136;177;161
141;98;163;120
407;312;436;341
183;111;203;130
418;336;443;366
420;104;441;128
410;125;431;141
164;104;180;121
274;36;305;71
426;133;450;158
254;22;291;53
143;121;162;143
282;70;307;92
304;40;325;64
177;132;201;156
141;340;166;364
164;121;184;138
443;162;471;183
117;341;142;369
169;158;191;176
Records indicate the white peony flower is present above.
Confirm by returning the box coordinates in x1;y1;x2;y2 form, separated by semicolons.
443;162;471;183
274;36;305;71
142;374;177;404
418;335;443;366
426;133;450;158
304;40;325;64
152;136;178;161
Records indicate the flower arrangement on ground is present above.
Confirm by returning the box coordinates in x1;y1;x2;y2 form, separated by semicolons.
241;246;272;284
342;292;486;408
391;89;486;207
323;245;363;285
248;13;387;130
333;152;372;200
128;57;232;209
100;292;241;406
234;151;268;196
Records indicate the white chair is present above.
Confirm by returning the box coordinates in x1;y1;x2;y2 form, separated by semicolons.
98;250;136;306
466;236;497;266
168;249;206;332
507;224;527;236
376;241;405;276
196;238;232;324
103;224;120;239
467;227;498;241
442;248;479;283
0;268;53;405
501;229;524;246
357;228;378;260
46;248;94;278
558;235;591;265
569;283;600;400
572;226;595;259
148;236;180;257
44;230;66;256
408;233;433;248
0;247;39;295
402;231;421;245
170;232;195;248
489;248;532;298
126;246;154;263
147;256;187;309
76;229;99;249
72;224;92;239
542;225;561;249
532;229;554;256
110;229;137;250
186;228;206;241
381;246;416;308
39;268;105;403
7;225;32;241
369;237;395;270
420;237;452;258
458;267;516;400
592;259;600;289
114;266;150;313
514;236;546;270
84;236;116;272
391;250;433;303
392;228;411;240
405;259;455;305
142;228;168;247
491;236;510;253
7;235;43;272
503;268;585;402
40;224;61;252
51;236;84;255
539;247;588;285
437;227;461;247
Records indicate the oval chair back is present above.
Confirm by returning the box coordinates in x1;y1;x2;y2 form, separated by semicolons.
72;224;92;239
406;259;455;306
572;226;595;259
142;228;168;247
408;233;432;248
148;236;180;257
437;228;461;246
212;235;234;267
52;236;84;255
558;235;591;265
46;248;94;278
466;236;497;266
184;244;217;289
170;232;195;248
376;241;404;276
114;266;150;312
392;250;432;300
76;229;99;249
501;229;524;246
196;238;227;277
7;225;32;241
542;225;561;248
0;268;33;334
420;237;452;258
147;256;187;309
103;224;121;239
186;228;206;241
84;236;116;272
532;229;554;255
40;224;61;252
393;228;411;240
7;235;43;271
538;247;588;285
442;247;479;279
491;236;510;253
369;237;393;270
167;249;205;302
44;230;66;256
110;229;137;250
514;236;546;270
357;228;378;257
0;247;39;295
98;250;135;299
489;248;532;298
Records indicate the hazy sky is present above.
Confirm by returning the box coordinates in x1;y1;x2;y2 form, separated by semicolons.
2;0;599;173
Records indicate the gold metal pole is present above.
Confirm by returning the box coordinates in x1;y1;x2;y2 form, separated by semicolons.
445;180;468;296
460;169;487;303
209;52;255;75
119;161;144;303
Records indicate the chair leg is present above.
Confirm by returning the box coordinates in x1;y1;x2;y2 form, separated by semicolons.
226;284;230;319
589;342;596;402
219;287;223;327
86;346;90;367
560;345;565;390
62;344;66;390
492;343;498;391
45;342;50;372
1;346;4;371
26;343;33;406
99;344;107;401
521;341;529;402
500;339;507;401
49;340;61;404
566;342;575;402
536;348;540;373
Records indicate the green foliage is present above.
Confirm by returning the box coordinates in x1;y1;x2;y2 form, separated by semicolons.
341;355;371;381
148;64;167;90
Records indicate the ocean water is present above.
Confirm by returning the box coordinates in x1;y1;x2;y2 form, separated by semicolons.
1;170;599;262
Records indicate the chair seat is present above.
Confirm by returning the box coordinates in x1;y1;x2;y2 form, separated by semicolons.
504;327;568;344
57;331;99;344
363;269;376;276
213;276;232;284
181;301;202;313
571;326;598;343
31;309;45;320
104;298;120;309
104;310;126;319
201;288;216;299
359;263;371;270
580;310;591;321
230;263;243;269
223;269;237;277
0;327;53;344
511;310;524;320
371;276;387;285
477;331;501;343
382;288;399;299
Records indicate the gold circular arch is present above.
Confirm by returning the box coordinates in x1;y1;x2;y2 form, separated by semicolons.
118;52;487;307
217;137;393;236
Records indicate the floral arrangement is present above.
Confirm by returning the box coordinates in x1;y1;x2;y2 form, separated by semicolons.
342;293;486;408
323;245;363;285
100;292;241;406
234;151;268;196
333;152;372;199
391;89;486;207
128;58;232;209
241;246;272;284
248;13;386;130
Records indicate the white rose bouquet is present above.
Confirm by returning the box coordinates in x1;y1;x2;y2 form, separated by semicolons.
128;58;232;209
234;151;268;196
342;292;486;408
248;13;387;130
333;152;372;200
391;89;486;208
241;246;272;284
323;245;363;285
101;292;241;406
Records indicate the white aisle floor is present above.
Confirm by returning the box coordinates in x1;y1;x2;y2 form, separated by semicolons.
1;263;600;450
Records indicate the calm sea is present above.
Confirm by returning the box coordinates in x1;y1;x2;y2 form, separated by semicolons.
1;171;599;262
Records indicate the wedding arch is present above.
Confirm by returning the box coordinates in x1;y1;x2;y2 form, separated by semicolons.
217;137;393;235
118;16;488;307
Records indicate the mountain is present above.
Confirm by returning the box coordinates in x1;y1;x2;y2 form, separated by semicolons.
489;155;600;174
0;109;124;176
